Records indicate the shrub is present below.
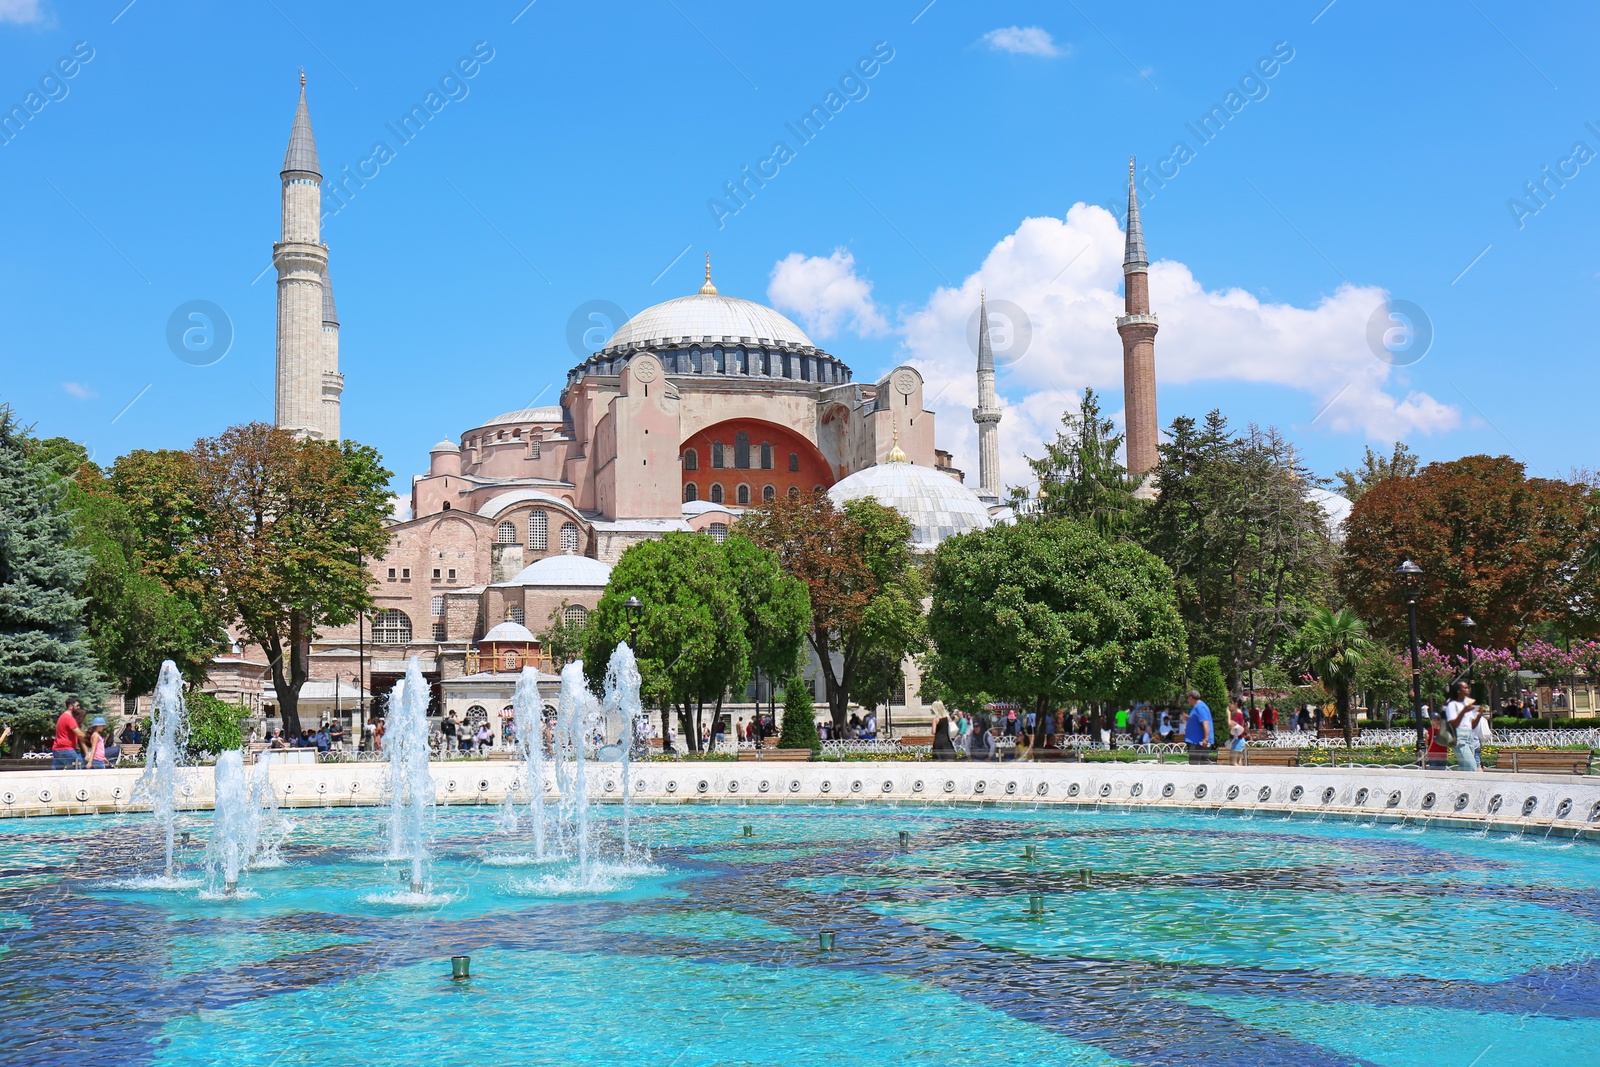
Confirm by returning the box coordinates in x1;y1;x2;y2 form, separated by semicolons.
185;691;250;757
778;675;820;754
1191;656;1228;717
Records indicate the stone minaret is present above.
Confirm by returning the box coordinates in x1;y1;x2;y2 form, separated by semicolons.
274;72;331;440
971;290;1002;503
320;267;342;440
1117;156;1160;479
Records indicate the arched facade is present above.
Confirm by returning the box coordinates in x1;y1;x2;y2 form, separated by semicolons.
679;417;834;507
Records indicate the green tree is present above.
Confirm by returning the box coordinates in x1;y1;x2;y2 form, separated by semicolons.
927;519;1187;752
1334;441;1419;504
188;424;393;738
184;690;251;757
0;406;108;750
778;674;820;753
737;493;926;733
539;602;591;668
1293;606;1375;746
721;532;810;738
1190;655;1228;722
584;532;749;752
1018;387;1140;538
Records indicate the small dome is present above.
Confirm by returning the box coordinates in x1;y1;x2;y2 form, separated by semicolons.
484;406;564;426
829;462;993;551
601;294;815;353
508;554;613;587
480;620;536;643
430;439;459;453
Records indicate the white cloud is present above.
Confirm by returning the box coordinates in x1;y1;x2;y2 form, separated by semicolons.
62;382;93;399
887;204;1460;489
389;495;412;522
981;26;1063;58
767;248;890;340
0;0;45;25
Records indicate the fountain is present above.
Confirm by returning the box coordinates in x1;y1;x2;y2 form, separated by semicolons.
384;657;434;894
555;661;599;881
507;666;548;859
134;660;189;882
207;750;249;896
601;642;644;857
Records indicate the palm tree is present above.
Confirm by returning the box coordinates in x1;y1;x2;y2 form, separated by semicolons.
1297;607;1373;747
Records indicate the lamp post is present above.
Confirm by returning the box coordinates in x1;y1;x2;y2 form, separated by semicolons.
1397;559;1425;754
1461;615;1477;697
623;596;643;650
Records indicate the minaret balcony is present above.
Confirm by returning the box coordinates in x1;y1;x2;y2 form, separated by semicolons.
971;408;1002;424
1116;312;1159;329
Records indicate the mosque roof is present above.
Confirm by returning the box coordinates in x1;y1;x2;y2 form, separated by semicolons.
828;459;994;552
483;406;565;426
476;489;579;518
480;620;537;643
281;83;321;180
600;293;815;353
506;554;613;587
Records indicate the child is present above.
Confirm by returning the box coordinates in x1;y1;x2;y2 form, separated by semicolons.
1226;722;1248;766
85;716;109;769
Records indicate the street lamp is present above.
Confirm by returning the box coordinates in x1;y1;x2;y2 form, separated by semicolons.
1461;615;1477;694
623;596;643;650
1397;559;1425;754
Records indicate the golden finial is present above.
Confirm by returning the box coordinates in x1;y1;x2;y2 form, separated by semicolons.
299;67;306;88
699;252;718;295
887;417;908;464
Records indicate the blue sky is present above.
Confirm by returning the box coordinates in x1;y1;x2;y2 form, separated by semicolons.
2;0;1596;494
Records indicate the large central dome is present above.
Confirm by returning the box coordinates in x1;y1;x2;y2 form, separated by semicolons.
601;293;815;353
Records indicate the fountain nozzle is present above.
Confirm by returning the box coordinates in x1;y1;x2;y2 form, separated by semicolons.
223;878;238;897
451;955;471;981
743;824;753;837
898;830;910;847
1023;844;1037;861
818;930;836;952
1027;892;1045;916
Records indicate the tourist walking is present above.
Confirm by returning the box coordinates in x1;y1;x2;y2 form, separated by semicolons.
1444;681;1484;771
932;712;955;761
1424;711;1450;770
1184;690;1214;764
52;698;85;770
85;716;109;769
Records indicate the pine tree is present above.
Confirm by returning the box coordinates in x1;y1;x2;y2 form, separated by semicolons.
1191;655;1227;718
0;406;108;750
778;674;820;754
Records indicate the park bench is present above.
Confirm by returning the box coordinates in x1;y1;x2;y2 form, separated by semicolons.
737;748;812;762
1490;749;1592;775
485;750;515;761
1240;748;1298;767
897;733;933;747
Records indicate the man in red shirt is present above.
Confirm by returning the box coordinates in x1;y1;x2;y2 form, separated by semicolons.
52;698;85;770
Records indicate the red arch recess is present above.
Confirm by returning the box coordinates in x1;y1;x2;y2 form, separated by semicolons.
680;418;834;502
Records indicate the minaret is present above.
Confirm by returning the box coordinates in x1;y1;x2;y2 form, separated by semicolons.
274;71;330;440
320;266;342;441
971;290;1002;503
1117;156;1160;480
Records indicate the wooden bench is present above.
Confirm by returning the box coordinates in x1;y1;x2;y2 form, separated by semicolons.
897;733;934;747
1490;749;1592;775
485;750;515;761
1240;748;1299;767
737;748;812;762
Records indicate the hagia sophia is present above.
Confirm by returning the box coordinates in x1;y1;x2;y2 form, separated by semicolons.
220;82;1164;735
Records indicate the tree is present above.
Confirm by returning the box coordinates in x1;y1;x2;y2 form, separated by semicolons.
1139;412;1335;690
1190;656;1227;720
1339;455;1598;652
778;674;820;753
185;691;251;757
927;519;1187;752
188;424;393;738
1292;606;1375;746
539;602;590;668
0;406;108;750
584;532;749;752
737;492;926;732
1334;442;1419;504
1019;387;1140;538
720;533;811;727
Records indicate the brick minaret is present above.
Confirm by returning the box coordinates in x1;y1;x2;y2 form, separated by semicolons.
1116;156;1159;479
971;290;1002;503
274;72;333;440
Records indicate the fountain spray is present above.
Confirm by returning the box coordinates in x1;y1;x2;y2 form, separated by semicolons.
602;642;644;857
135;661;190;881
509;667;548;859
384;657;434;894
208;750;248;896
556;662;597;882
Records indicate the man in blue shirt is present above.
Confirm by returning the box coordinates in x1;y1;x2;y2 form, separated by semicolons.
1185;689;1215;764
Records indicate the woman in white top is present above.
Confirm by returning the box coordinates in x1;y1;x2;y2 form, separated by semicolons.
1444;681;1483;771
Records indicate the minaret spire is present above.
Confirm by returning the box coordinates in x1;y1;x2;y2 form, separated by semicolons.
1117;155;1160;483
699;252;718;295
274;74;332;440
972;288;1002;503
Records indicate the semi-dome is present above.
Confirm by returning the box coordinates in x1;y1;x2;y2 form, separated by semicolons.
507;554;613;587
480;619;536;643
484;405;564;426
828;460;994;551
601;293;815;354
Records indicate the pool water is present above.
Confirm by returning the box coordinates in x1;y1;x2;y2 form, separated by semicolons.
1;803;1597;1066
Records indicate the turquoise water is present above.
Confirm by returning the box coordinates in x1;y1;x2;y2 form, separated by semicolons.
1;803;1597;1066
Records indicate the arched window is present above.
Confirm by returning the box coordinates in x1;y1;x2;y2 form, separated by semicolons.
763;485;776;502
734;431;750;469
736;484;750;505
683;448;698;471
496;520;518;544
563;604;588;626
789;452;800;472
466;704;487;723
503;650;520;672
760;443;773;469
708;523;728;543
710;483;724;504
528;511;548;551
559;522;580;554
787;486;801;499
683;483;698;502
812;485;825;494
711;441;725;468
373;609;412;645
